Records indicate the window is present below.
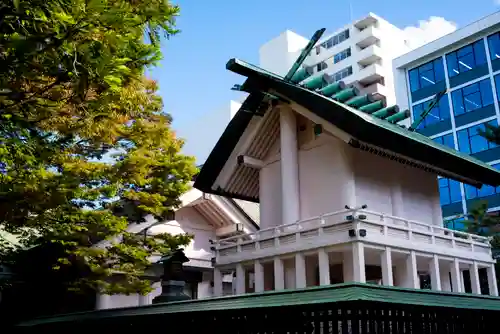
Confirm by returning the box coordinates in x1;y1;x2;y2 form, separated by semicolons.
444;217;466;230
457;120;498;154
339;29;350;42
318;30;350;53
331;66;352;82
412;95;450;128
464;164;500;200
432;133;455;149
451;79;493;115
316;61;328;72
446;40;487;77
439;178;462;205
334;48;351;64
408;58;445;92
494;74;500;101
488;33;500;61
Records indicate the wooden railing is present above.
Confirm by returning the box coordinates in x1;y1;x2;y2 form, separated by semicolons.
214;209;492;260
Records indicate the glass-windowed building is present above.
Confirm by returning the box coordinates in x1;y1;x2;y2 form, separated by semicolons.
393;11;500;229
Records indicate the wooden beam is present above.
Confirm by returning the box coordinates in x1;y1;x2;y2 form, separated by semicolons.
237;155;265;169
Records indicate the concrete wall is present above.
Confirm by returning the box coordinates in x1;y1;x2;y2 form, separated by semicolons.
259;30;309;77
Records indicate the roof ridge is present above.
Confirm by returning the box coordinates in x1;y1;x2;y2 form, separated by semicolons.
233;58;410;126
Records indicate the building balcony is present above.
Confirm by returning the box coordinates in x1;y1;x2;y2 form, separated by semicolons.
357;82;387;101
355;26;381;49
353;15;379;30
358;63;384;85
211;208;497;298
214;208;492;266
356;44;382;67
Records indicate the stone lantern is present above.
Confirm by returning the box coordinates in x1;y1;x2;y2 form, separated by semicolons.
152;248;191;304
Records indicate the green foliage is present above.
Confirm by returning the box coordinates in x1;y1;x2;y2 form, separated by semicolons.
463;201;500;290
0;0;196;294
478;123;500;146
464;201;500;250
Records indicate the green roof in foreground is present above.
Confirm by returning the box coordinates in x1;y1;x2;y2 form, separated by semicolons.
194;59;500;198
19;283;500;326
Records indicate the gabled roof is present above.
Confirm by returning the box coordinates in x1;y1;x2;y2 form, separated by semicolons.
195;58;500;199
194;166;260;226
231;198;260;225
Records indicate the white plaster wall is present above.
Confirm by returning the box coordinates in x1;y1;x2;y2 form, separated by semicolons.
262;128;442;226
97;279;218;310
151;281;162;299
97;206;218;310
96;293;140;310
148;206;215;262
197;281;212;299
298;136;355;220
259;160;282;229
352;149;441;224
400;165;442;225
352;149;395;215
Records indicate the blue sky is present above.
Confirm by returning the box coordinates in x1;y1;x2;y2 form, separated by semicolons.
151;0;500;163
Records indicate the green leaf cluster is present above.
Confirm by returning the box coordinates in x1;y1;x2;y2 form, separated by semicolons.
0;0;196;294
458;202;500;290
463;202;500;249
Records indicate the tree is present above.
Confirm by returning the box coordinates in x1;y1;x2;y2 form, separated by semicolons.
478;123;500;146
464;201;500;261
0;0;196;295
476;123;500;233
462;201;500;292
464;202;500;246
460;123;500;291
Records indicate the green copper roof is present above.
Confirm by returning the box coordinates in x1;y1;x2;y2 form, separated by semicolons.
194;58;500;197
18;283;500;326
